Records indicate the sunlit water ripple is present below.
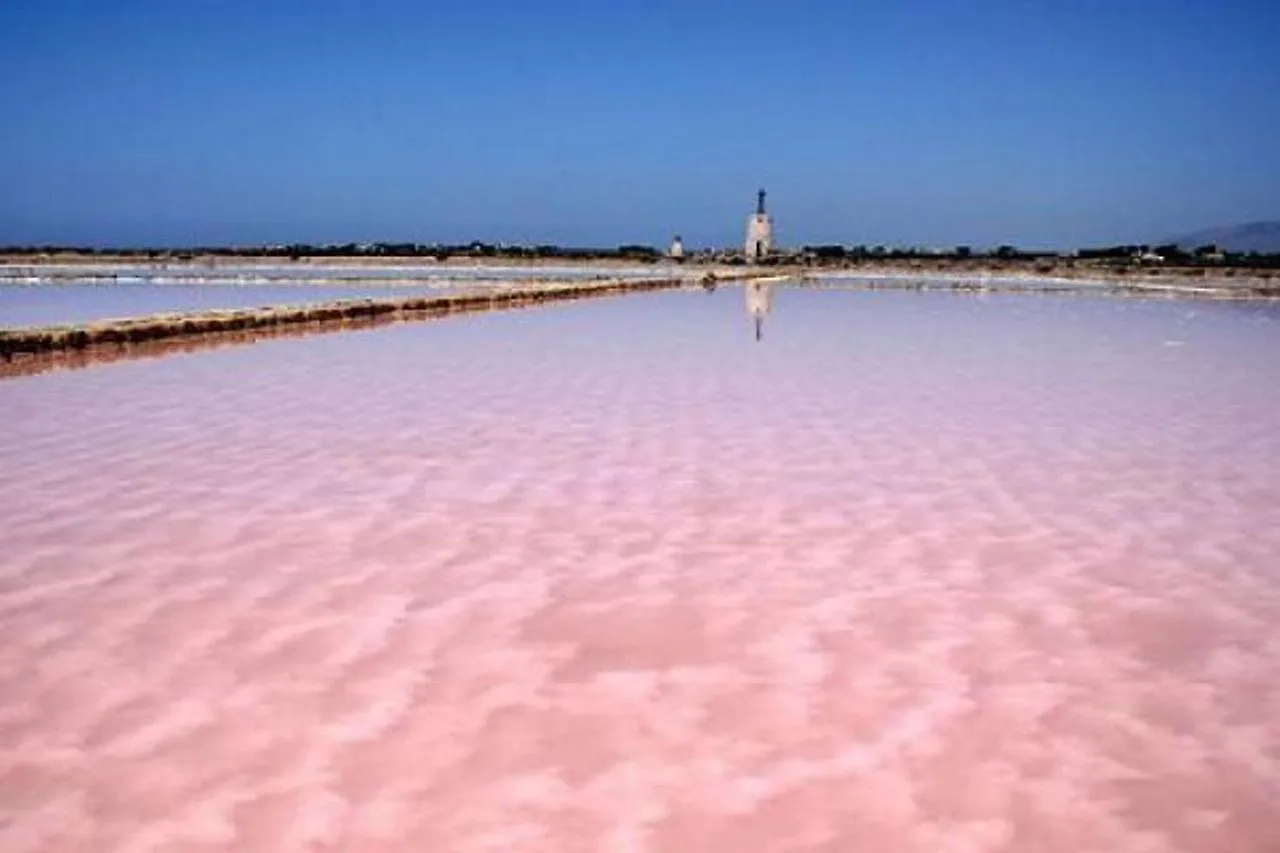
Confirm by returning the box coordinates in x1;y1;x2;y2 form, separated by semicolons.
1;287;1277;852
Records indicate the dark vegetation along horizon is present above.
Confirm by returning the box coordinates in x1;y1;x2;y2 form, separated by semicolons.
3;239;1279;270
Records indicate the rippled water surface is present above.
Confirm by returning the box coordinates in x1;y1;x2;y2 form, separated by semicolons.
2;287;1278;852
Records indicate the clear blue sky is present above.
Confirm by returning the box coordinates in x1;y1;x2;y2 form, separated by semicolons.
2;0;1277;249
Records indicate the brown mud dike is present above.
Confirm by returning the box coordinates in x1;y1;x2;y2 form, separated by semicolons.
0;278;692;380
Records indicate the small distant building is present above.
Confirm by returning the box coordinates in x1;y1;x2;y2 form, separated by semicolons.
1194;244;1227;263
669;235;685;261
745;189;774;262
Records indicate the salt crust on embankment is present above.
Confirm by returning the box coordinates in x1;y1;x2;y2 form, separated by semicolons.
0;278;691;364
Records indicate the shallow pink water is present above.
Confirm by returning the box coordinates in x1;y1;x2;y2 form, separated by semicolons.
2;288;1279;852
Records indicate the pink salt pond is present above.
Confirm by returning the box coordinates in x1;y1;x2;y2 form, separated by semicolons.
1;286;1278;852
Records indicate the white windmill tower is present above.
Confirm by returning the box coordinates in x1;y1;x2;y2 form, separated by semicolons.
744;188;774;262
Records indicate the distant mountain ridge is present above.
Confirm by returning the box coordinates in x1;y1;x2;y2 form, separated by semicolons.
1167;221;1280;253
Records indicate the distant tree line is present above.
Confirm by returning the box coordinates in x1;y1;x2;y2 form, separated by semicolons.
794;244;1057;262
791;243;1280;269
0;242;668;263
2;240;1277;269
1075;243;1230;262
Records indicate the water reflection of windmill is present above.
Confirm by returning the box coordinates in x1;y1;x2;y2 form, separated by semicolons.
745;280;773;342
